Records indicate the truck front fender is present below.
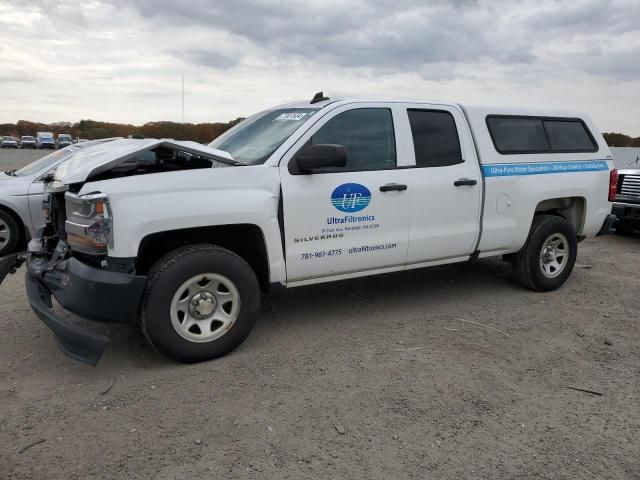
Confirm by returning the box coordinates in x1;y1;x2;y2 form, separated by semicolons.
80;166;286;284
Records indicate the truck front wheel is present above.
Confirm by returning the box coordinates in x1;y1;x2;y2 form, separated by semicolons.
140;244;260;363
513;215;577;292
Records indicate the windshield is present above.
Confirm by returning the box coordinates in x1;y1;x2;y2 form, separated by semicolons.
209;108;318;164
59;135;72;140
22;136;34;141
14;147;77;176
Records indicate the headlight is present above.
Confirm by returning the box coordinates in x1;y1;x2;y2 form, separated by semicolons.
64;192;113;255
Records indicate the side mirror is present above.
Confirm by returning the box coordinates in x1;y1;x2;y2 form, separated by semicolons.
294;144;347;173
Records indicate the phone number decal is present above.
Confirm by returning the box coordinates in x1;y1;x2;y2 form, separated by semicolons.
301;249;343;260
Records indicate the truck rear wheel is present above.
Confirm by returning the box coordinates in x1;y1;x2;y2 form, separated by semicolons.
513;215;577;292
140;244;260;363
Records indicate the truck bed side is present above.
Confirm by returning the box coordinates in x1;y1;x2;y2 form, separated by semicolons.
461;105;614;256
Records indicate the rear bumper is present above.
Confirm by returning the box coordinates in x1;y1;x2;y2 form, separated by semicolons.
613;202;640;228
24;254;147;365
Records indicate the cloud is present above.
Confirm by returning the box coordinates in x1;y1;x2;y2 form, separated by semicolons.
0;69;38;83
524;0;640;35
180;49;239;69
118;0;535;71
0;0;638;134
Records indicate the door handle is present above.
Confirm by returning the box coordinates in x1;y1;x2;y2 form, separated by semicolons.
454;178;478;187
379;183;408;192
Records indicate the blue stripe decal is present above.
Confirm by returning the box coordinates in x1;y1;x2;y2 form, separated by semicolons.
482;160;609;177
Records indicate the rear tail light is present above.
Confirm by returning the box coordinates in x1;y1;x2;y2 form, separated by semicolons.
608;169;618;202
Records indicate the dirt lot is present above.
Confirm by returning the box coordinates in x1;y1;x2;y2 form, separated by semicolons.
1;149;639;479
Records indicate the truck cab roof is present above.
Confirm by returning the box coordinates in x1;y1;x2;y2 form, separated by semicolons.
276;97;590;119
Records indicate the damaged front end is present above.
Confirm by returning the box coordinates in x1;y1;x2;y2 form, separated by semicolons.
20;181;147;365
0;251;26;285
1;138;238;365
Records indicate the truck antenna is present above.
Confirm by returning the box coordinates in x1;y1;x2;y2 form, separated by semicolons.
310;91;329;104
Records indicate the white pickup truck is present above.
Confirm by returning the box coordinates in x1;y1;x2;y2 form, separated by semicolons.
0;94;617;365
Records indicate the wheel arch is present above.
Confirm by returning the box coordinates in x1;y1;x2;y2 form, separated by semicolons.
136;223;271;293
534;196;586;235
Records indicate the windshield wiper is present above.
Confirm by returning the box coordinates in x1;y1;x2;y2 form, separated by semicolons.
4;170;16;176
204;153;245;167
225;158;246;166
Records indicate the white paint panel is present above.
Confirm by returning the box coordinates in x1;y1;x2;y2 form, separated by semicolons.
80;166;286;283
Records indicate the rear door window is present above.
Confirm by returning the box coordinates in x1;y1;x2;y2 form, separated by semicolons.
407;109;463;167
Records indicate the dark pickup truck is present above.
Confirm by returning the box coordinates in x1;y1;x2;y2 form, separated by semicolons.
612;150;640;233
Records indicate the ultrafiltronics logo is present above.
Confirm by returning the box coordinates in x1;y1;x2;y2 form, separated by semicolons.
331;183;371;213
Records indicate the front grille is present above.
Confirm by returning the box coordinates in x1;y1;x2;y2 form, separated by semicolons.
620;174;640;198
40;190;68;252
49;192;67;237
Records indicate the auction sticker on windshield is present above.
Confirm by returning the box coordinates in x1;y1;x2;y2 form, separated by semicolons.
274;112;308;121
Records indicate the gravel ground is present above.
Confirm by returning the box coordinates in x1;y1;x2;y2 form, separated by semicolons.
1;148;639;479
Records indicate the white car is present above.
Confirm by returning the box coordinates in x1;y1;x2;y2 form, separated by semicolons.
1;94;616;365
0;140;115;256
1;136;18;148
20;136;37;149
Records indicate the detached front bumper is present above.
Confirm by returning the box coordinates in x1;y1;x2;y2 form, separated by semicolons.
11;251;147;365
26;271;110;365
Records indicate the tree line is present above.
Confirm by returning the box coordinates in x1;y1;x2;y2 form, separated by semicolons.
0;118;244;144
0;118;638;147
602;132;640;147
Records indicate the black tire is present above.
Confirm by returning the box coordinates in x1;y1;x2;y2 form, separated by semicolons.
513;215;577;292
0;210;20;257
140;244;260;363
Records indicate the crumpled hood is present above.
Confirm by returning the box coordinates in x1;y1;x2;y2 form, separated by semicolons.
53;138;235;184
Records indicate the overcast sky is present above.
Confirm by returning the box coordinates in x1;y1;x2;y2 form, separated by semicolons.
1;0;639;134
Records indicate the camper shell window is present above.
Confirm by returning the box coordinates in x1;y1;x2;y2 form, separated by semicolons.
486;115;598;154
